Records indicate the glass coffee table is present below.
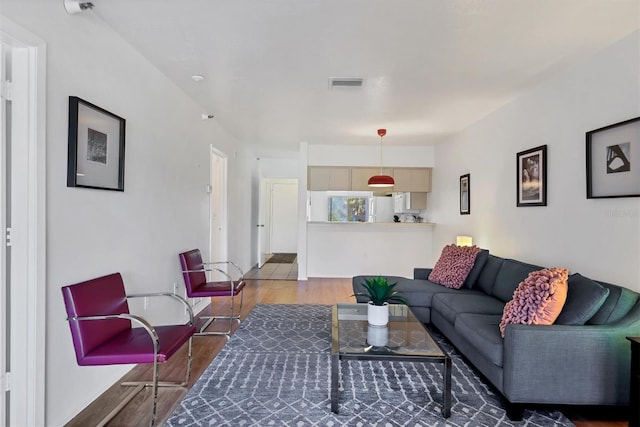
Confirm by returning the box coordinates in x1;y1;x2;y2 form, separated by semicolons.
331;303;451;417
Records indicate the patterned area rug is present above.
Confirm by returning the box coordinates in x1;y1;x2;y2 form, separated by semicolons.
166;305;574;427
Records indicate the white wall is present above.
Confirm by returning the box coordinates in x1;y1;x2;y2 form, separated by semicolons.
308;144;435;167
431;31;640;291
0;3;253;426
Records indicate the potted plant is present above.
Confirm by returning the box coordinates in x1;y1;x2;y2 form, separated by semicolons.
353;276;408;325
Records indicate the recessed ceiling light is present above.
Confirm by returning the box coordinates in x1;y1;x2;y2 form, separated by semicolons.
191;74;205;82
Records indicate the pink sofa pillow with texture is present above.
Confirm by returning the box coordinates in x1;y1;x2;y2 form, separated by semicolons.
499;267;569;337
428;244;482;289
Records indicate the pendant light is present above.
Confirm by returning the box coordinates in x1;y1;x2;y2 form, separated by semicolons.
368;128;395;187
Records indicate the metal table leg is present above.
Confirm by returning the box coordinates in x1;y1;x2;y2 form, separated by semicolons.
331;353;339;413
442;356;452;418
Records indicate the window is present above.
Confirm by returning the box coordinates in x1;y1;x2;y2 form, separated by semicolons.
328;197;369;222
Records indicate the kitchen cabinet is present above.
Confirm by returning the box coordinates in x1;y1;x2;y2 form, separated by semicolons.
350;167;393;191
307;167;351;190
392;168;432;192
394;192;427;212
308;166;432;192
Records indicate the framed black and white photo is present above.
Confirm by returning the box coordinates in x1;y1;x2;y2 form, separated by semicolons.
67;96;126;191
460;174;470;215
517;145;547;207
586;116;640;198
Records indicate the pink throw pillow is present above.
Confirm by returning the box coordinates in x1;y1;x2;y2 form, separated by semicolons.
428;244;482;289
499;268;569;337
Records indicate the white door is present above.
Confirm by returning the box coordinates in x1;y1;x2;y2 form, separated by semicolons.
257;178;270;267
270;182;298;253
210;148;227;263
209;147;228;283
0;26;46;427
0;40;6;427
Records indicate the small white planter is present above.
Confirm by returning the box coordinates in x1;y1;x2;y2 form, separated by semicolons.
367;301;389;326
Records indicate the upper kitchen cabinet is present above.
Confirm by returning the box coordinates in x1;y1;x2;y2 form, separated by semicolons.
392;168;432;192
350;167;393;191
307;166;351;190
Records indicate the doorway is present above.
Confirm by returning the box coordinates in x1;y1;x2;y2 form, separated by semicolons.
0;22;46;427
248;178;298;280
209;146;228;280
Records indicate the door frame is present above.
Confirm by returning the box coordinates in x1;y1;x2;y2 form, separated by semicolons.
0;15;47;427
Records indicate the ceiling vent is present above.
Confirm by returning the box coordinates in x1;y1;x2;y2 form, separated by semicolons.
329;77;364;89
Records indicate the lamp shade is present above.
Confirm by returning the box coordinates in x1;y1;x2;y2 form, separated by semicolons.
368;128;394;188
456;236;473;246
368;174;395;187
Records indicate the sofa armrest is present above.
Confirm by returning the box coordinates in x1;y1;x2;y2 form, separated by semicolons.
414;268;433;280
503;317;638;405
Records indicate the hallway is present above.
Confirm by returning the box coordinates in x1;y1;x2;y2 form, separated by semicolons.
244;253;298;280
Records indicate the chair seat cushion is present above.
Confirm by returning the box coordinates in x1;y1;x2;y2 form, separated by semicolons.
78;324;195;366
191;280;246;297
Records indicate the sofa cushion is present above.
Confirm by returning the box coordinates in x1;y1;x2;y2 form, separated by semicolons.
555;273;610;325
462;249;490;289
392;278;478;307
429;245;482;289
475;254;504;295
499;268;569;337
455;313;504;367
492;258;544;303
432;292;505;325
587;281;640;325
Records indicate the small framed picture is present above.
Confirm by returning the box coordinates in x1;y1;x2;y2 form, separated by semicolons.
586;116;640;198
67;96;126;191
460;174;470;215
517;145;547;207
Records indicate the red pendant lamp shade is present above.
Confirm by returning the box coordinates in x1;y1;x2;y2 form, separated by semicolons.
368;128;395;188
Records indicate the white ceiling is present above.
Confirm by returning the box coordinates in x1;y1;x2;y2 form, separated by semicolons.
93;0;640;154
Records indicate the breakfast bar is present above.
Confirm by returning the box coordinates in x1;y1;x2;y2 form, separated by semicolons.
306;221;435;278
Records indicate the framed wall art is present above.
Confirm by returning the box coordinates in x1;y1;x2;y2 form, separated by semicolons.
517;145;547;207
460;174;470;215
67;96;126;191
586;116;640;198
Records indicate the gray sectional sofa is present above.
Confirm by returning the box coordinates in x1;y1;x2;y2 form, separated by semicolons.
352;250;640;418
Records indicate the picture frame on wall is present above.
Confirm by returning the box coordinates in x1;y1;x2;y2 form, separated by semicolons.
67;96;126;191
586;116;640;199
460;174;470;215
516;145;547;207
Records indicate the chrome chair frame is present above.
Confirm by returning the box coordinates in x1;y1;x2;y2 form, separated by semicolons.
65;292;194;427
181;261;245;336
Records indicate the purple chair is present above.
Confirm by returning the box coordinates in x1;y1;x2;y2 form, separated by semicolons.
61;272;196;427
179;249;246;336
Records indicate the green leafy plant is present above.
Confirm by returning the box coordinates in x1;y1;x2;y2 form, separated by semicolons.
353;276;408;306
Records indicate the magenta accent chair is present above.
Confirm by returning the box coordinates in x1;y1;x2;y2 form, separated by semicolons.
179;249;246;336
61;272;196;427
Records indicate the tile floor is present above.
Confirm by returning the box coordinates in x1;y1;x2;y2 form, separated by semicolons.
245;258;298;280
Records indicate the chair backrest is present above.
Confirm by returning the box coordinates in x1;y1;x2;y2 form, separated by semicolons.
179;249;207;296
61;273;132;365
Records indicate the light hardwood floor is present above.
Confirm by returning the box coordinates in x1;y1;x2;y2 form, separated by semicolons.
65;278;628;427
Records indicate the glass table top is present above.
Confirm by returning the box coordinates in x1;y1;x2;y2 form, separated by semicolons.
332;303;446;358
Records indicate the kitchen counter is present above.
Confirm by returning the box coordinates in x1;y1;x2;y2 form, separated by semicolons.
306;221;435;278
307;221;435;226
